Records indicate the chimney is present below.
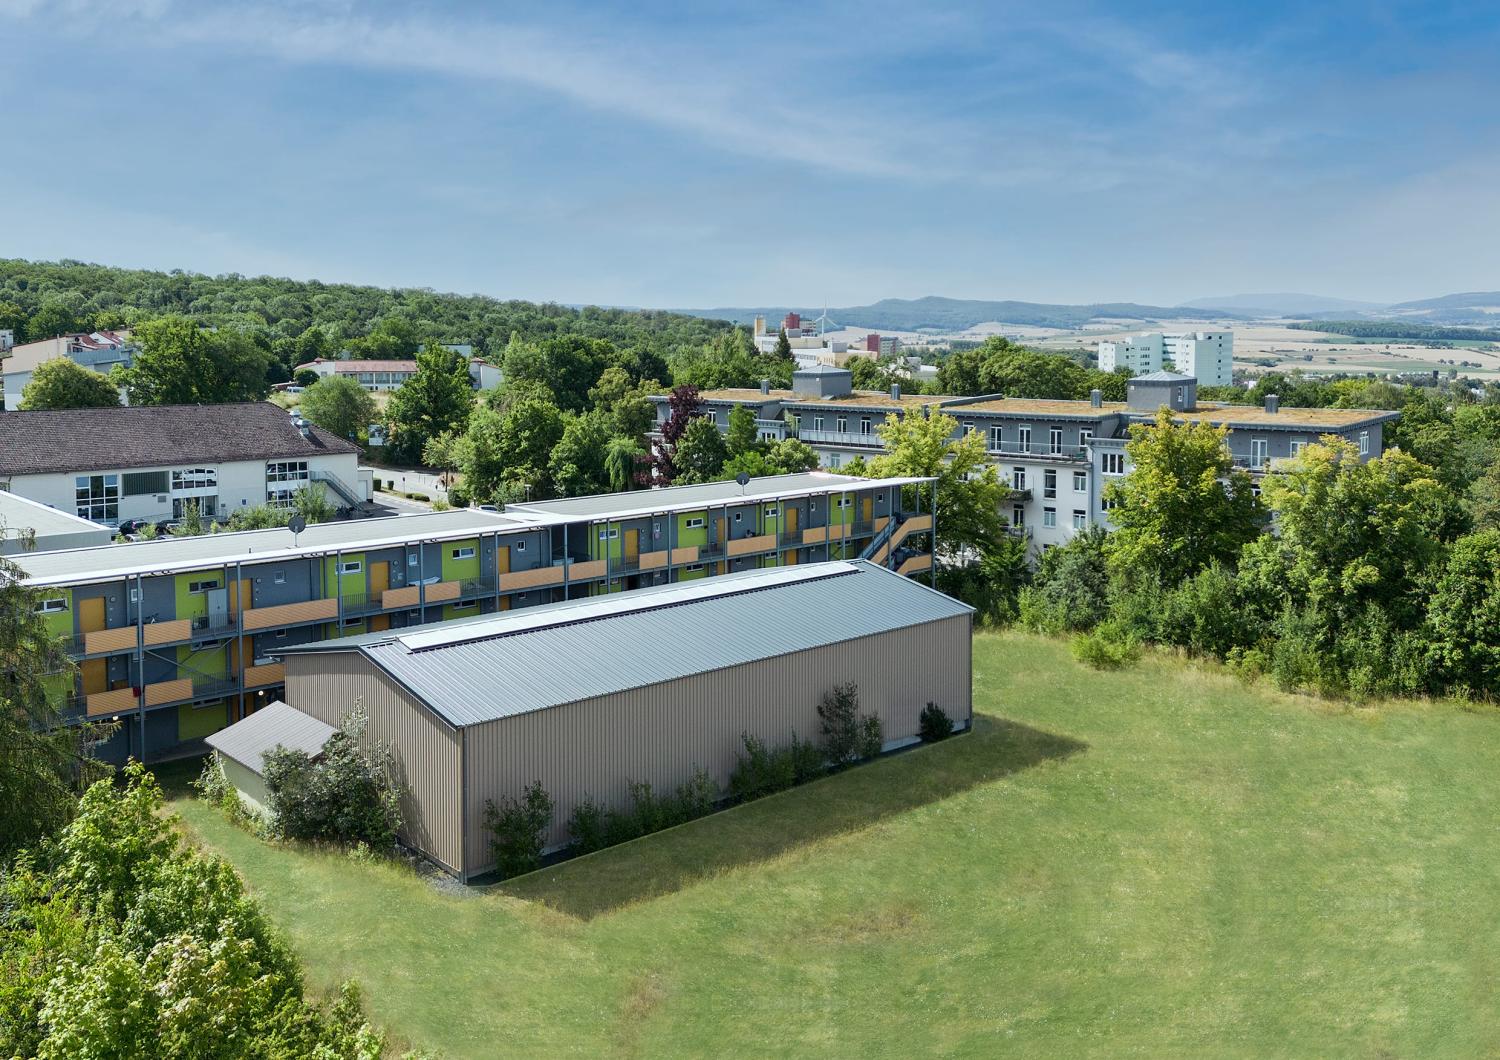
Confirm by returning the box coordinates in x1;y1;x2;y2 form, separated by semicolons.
1090;389;1102;408
759;379;771;395
890;383;901;401
1264;394;1279;414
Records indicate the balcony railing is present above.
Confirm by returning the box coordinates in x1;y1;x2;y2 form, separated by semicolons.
983;441;1090;460
798;428;884;448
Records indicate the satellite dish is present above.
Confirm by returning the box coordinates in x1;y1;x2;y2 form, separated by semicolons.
288;514;307;536
736;472;750;495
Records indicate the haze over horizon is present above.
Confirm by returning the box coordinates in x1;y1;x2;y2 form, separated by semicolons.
1;1;1495;309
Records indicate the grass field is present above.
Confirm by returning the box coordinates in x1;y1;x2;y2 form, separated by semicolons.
167;632;1500;1057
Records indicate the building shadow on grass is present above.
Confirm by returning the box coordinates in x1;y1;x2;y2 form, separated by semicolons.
496;714;1085;920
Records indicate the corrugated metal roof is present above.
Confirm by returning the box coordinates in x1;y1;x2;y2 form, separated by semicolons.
282;560;972;728
507;472;928;521
204;700;336;775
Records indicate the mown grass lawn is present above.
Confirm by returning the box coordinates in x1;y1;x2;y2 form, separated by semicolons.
167;632;1500;1057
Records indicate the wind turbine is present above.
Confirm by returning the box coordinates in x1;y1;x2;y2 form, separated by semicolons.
815;304;831;336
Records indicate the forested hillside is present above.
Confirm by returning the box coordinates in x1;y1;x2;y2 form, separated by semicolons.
0;258;734;375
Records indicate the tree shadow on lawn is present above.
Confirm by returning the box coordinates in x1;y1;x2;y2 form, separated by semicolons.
497;714;1085;920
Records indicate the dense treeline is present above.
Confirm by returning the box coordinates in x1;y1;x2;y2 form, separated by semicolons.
1288;320;1500;342
0;257;735;380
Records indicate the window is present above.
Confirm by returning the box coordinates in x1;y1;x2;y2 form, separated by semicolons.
1359;430;1370;456
836;416;848;433
860;417;872;436
1018;425;1032;452
451;546;475;560
1102;453;1126;475
836;496;853;509
964;421;976;436
188;578;222;594
339;561;362;575
686;564;705;572
734;512;743;522
828;454;841;468
74;474;119;523
273;570;286;584
274;628;287;639
171;467;217;491
1043;507;1057;528
407;553;419;566
341;616;362;627
516;540;526;552
1011;504;1025;528
266;461;309;508
1073;471;1087;492
764;506;779;517
122;470;168;496
684;517;705;530
598;528;619;540
1079;428;1093;448
988;426;1004;451
1011;467;1027;491
1289;439;1307;457
1250;438;1268;470
813;415;825;432
35;597;67;614
1175;386;1185;404
1072;510;1087;530
1044;469;1057;499
1049;427;1063;455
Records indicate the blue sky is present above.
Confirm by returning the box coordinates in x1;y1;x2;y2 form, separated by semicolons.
0;0;1496;307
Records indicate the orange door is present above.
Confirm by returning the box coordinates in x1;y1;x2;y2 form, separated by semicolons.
496;546;511;575
370;560;390;596
786;507;799;535
624;529;640;562
78;598;107;694
862;496;873;523
369;614;390;632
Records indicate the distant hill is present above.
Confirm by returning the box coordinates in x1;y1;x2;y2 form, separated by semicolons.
1179;293;1388;317
675;295;1233;333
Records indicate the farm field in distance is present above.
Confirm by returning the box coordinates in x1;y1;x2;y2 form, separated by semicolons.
164;632;1500;1057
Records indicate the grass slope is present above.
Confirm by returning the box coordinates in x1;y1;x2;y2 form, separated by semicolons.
168;633;1500;1057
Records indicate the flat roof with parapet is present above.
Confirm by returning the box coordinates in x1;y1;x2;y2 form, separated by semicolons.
507;472;930;521
10;508;538;587
1166;404;1403;429
278;560;973;728
0;491;113;548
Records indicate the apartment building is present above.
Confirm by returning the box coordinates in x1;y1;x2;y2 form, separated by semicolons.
1;330;134;410
655;368;1399;555
9;471;936;763
292;356;502;391
1097;330;1233;386
0;403;369;525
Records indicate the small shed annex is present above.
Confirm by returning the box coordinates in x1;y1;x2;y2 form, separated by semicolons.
274;560;974;879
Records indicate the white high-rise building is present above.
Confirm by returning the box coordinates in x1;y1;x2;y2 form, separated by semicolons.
1097;330;1233;386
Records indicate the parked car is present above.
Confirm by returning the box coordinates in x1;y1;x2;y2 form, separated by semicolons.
116;518;151;534
153;519;181;535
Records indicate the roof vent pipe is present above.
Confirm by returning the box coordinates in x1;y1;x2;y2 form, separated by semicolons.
1265;394;1280;414
1090;389;1102;408
760;378;771;395
890;383;901;400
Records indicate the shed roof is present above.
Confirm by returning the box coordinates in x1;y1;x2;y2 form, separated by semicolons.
0;402;360;477
280;561;972;729
204;700;336;776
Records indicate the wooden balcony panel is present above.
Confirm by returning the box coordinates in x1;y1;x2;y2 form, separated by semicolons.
669;546;699;565
144;678;193;706
570;559;607;580
638;549;668;571
243;663;285;688
727;534;776;557
241;598;338;632
901;514;934;535
898;554;933;576
381;585;421;609
424;580;461;603
142;619;193;646
84;626;138;655
802;526;829;545
86;687;138;716
498;566;565;592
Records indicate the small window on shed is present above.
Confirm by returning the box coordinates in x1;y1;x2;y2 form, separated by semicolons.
685;517;705;529
35;597;67;614
273;570;286;584
339;561;362;576
451;546;475;560
516;540;526;552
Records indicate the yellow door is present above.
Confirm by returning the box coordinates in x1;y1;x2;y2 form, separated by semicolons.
786;549;798;565
369;614;390;632
78;598;107;694
370;560;390;595
714;517;725;548
496;546;510;575
862;496;873;523
229;578;252;615
786;507;799;535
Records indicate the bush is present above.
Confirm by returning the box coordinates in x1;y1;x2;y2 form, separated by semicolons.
1020;527;1111;633
1157;562;1248;659
193;755;257;829
567;797;609;854
918;702;954;743
447;486;469;508
728;733;824;802
567;768;718;855
817;683;863;766
1071;620;1142;671
857;715;884;759
261;708;402;851
483;782;553;879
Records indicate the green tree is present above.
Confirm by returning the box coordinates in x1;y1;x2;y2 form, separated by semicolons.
1468;461;1500;531
24;300;80;342
18;359;121;410
502;335;613;413
587;365;658;439
1425;530;1500;695
604;435;646;492
0;551;111;860
460;397;565;502
672;417;730;484
298;375;376;443
385;342;474;464
1103;409;1263;585
113;316;273;405
774;328;793;361
726;404;759;457
548;412;614;497
869;409;1005;558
